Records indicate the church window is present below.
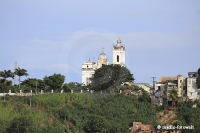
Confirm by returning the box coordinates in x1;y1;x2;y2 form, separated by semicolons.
117;55;119;62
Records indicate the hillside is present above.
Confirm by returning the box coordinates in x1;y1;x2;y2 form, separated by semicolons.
157;109;178;125
0;93;157;133
1;93;200;133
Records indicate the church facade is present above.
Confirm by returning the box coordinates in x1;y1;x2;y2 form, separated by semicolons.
81;36;126;85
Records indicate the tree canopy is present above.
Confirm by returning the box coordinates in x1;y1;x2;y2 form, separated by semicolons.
90;64;134;91
168;89;178;107
0;70;14;84
43;73;65;90
14;67;29;88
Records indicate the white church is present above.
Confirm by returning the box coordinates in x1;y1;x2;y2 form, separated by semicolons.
82;36;126;85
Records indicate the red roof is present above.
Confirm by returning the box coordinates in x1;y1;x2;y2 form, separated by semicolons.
124;88;131;93
141;124;151;131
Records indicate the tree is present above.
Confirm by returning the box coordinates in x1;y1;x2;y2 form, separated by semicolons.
0;70;14;84
90;64;134;91
6;116;35;133
43;73;65;91
196;68;200;89
14;67;28;89
21;78;45;93
168;89;178;107
83;115;107;133
63;82;82;92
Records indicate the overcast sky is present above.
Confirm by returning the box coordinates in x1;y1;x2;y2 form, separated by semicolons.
0;0;200;85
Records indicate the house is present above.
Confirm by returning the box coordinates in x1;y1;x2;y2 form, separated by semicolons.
132;122;152;133
186;72;198;101
134;83;152;94
131;121;182;133
155;76;177;92
154;75;188;106
123;88;131;95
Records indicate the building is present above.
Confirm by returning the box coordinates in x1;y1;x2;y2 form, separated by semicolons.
112;36;125;66
186;72;198;101
134;83;152;93
177;75;185;97
81;58;96;86
81;36;125;85
132;122;152;133
154;76;185;107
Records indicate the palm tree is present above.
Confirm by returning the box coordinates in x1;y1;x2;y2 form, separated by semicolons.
0;70;14;84
168;89;178;107
14;67;29;89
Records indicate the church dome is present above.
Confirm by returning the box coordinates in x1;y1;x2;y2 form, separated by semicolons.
100;52;107;60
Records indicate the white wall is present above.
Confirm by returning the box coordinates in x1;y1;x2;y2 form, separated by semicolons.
113;49;125;65
82;69;94;85
135;84;150;93
187;77;198;100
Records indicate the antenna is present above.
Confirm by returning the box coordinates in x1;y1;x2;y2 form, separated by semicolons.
93;49;95;62
14;61;18;85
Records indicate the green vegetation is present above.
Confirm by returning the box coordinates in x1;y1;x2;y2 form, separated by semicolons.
43;73;65;90
0;93;157;133
168;89;178;107
176;100;200;133
90;64;134;91
0;70;14;84
14;67;29;89
1;67;200;133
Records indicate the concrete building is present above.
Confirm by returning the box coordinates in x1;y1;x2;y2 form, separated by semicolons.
81;36;125;85
134;83;151;93
177;75;185;97
186;72;198;101
132;122;152;133
155;76;185;98
81;58;96;86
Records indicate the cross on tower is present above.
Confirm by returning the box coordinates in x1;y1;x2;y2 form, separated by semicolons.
102;48;104;53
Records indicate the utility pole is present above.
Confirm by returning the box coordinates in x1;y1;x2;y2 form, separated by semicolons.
4;91;5;101
36;80;37;95
151;77;156;88
30;97;31;107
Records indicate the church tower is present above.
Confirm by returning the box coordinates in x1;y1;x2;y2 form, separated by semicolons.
81;58;95;85
113;36;125;66
96;48;109;69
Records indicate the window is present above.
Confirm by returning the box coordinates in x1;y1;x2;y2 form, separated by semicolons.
180;80;182;83
117;55;119;62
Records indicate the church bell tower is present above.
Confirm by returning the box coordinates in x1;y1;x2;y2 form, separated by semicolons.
112;36;125;66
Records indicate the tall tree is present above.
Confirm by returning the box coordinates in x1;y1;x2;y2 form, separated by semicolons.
14;67;29;89
43;73;65;91
21;78;45;92
196;68;200;89
0;70;14;84
168;89;178;107
90;64;134;91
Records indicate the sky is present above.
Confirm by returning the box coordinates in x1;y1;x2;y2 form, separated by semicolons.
0;0;200;86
